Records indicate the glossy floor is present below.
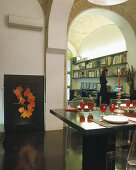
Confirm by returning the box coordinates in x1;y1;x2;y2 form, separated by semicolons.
0;129;132;170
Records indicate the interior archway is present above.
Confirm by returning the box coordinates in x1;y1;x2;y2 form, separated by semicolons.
67;8;136;101
68;8;136;67
46;0;136;130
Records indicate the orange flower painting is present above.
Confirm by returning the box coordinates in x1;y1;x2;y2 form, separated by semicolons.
13;86;36;118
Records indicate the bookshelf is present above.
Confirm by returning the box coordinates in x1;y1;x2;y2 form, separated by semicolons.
72;51;127;79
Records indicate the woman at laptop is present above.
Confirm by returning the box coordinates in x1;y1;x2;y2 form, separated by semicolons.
100;68;109;104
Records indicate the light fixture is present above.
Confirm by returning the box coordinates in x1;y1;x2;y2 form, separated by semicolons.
88;0;128;6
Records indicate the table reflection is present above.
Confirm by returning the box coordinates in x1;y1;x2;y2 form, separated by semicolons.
3;132;45;170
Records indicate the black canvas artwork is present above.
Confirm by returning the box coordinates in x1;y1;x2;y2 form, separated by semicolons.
4;75;44;133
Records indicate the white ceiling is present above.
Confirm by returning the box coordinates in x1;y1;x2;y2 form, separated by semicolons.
68;14;116;53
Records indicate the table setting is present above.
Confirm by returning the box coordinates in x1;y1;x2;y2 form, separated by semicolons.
50;105;136;170
66;100;136;127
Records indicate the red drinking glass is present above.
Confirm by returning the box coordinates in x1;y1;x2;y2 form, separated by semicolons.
87;101;94;122
88;102;94;110
109;104;116;115
87;114;93;122
80;114;85;123
126;100;131;107
80;102;85;112
132;100;136;115
126;100;131;115
99;104;107;118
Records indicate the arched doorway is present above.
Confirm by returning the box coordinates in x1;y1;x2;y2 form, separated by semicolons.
67;8;136;101
46;0;136;131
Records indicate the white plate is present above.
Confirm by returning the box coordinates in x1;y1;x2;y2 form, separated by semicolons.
120;104;133;107
103;115;128;123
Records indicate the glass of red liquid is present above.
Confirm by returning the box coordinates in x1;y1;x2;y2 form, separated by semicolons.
87;102;94;122
88;102;94;112
126;100;131;115
87;114;93;122
132;100;136;115
80;114;85;123
99;104;107;118
109;104;116;115
80;102;85;113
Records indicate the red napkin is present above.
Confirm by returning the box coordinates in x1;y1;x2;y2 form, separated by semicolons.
65;107;78;112
121;115;136;123
128;117;136;123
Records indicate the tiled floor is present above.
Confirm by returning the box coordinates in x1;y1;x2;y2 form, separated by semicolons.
0;129;132;170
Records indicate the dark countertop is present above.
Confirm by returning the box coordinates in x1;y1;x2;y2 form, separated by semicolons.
50;108;136;136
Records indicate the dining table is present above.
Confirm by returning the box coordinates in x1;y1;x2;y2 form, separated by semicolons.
50;107;136;170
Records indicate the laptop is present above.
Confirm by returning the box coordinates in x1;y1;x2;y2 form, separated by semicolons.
114;86;122;93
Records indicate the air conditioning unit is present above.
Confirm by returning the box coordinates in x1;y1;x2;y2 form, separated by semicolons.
8;14;44;31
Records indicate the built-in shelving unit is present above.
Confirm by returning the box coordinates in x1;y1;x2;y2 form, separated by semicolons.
72;51;127;79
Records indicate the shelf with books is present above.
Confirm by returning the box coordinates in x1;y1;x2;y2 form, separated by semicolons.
72;62;127;72
72;75;126;79
72;51;127;66
72;63;127;78
72;51;127;79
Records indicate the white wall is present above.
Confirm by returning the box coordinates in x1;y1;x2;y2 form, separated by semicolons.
46;0;74;131
46;52;64;131
48;0;74;49
68;41;77;57
0;0;45;125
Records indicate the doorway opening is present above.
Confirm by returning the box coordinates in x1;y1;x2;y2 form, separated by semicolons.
66;8;136;104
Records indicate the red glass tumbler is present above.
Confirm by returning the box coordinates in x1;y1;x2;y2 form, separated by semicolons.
87;101;94;122
80;102;85;113
87;114;93;122
80;114;85;123
99;104;107;118
132;100;136;116
126;100;131;116
109;104;116;115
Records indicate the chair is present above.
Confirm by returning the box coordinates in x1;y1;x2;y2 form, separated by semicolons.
66;99;84;108
72;97;94;106
110;98;131;148
126;131;136;170
110;98;129;105
65;99;83;152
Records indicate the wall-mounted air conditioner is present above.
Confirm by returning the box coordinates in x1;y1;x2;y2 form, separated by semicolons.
8;14;44;31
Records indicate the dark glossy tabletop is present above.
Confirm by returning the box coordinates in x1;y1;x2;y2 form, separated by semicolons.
50;108;136;136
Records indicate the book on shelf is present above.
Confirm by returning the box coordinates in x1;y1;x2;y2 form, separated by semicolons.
100;58;106;65
96;70;100;77
81;62;85;69
107;56;113;65
89;71;95;77
108;57;110;65
93;60;100;67
100;64;106;67
86;62;93;68
112;52;127;64
123;52;127;62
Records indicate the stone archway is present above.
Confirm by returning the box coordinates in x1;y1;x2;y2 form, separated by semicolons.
68;8;136;66
68;0;136;36
46;0;136;131
45;0;74;131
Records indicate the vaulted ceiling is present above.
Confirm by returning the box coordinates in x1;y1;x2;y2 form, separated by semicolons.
68;0;136;54
68;14;114;53
38;0;136;54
